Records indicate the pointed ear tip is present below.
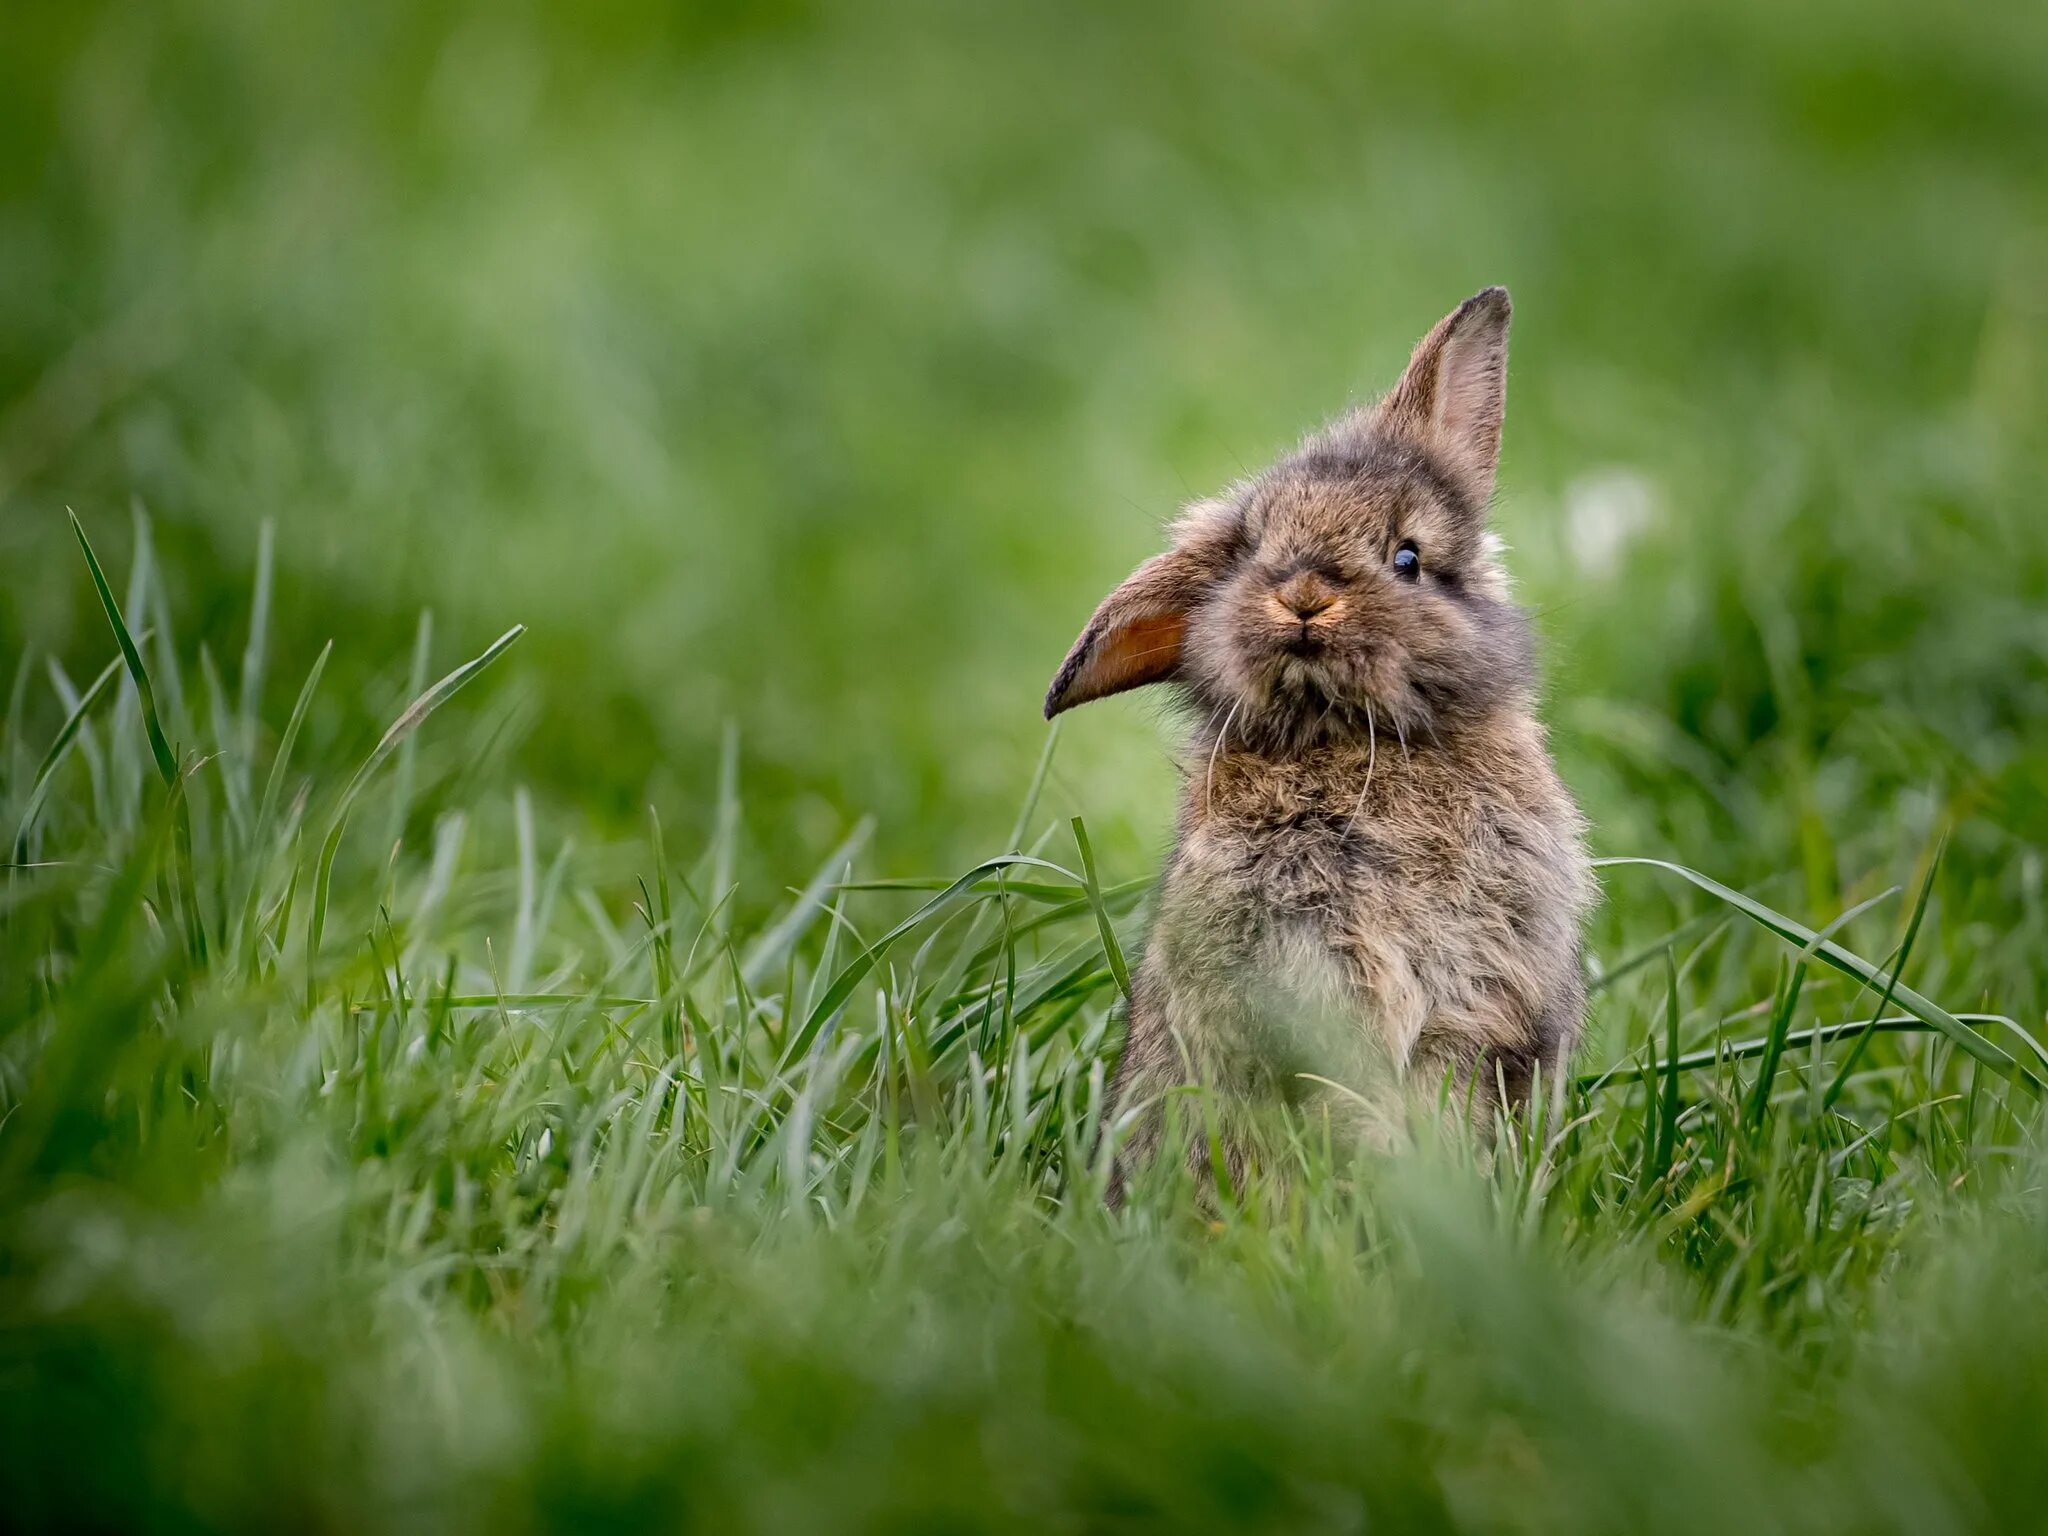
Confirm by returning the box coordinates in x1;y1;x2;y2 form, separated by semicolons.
1042;684;1068;720
1465;286;1511;322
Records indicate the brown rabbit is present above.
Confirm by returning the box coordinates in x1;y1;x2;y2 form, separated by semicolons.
1045;288;1594;1195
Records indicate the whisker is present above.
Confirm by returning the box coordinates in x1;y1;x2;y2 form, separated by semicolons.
1205;697;1241;822
1345;702;1378;838
1179;697;1228;782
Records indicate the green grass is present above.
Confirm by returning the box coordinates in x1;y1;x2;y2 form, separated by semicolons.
6;0;2048;1529
5;513;2048;1532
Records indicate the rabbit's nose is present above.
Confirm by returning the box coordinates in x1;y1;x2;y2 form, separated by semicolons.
1275;573;1337;620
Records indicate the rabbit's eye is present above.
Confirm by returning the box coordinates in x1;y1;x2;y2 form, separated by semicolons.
1393;541;1421;580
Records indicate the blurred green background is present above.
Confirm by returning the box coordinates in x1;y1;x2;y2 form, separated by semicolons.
7;0;2045;893
9;5;2048;1533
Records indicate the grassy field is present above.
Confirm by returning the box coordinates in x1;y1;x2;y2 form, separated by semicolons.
6;0;2048;1530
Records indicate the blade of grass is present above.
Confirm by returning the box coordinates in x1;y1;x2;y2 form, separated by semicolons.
708;721;740;944
238;517;274;760
136;501;188;752
1008;718;1060;851
1583;1013;2019;1086
1746;887;1897;1129
383;609;434;858
307;625;525;994
645;805;679;1056
349;994;658;1012
71;511;204;961
1652;950;1682;1184
782;852;1085;1067
508;785;538;992
199;644;250;837
70;511;176;788
1594;856;2038;1092
741;816;874;989
107;507;152;827
238;640;331;974
1070;816;1132;1004
11;647;129;862
1588;910;1730;995
834;877;1110;906
254;640;332;850
1823;836;1943;1111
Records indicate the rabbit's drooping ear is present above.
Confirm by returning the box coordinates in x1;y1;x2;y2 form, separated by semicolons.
1376;286;1512;509
1043;550;1202;718
1045;499;1241;717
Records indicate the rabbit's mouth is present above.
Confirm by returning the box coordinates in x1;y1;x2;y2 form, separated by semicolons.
1281;628;1324;658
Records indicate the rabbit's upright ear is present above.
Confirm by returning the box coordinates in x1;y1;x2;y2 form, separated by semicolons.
1376;286;1512;510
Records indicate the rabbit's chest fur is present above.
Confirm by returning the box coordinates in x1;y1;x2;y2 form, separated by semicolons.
1137;722;1590;1089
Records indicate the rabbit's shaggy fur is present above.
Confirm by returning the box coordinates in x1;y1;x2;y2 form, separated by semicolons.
1046;288;1595;1193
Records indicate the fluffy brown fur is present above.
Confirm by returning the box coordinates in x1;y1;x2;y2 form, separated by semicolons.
1045;288;1595;1195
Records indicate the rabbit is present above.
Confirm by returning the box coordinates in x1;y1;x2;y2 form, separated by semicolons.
1044;287;1595;1197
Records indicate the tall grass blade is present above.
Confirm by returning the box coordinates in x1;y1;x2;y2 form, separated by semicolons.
645;804;678;1055
71;511;205;961
306;625;525;990
1594;856;2039;1092
1652;951;1682;1183
253;640;332;852
69;511;176;789
1008;718;1060;851
11;650;127;862
199;644;250;837
1823;836;1944;1110
135;501;188;748
742;816;874;988
1746;887;1896;1128
709;720;740;942
783;853;1083;1066
236;640;330;974
383;609;434;857
1586;1013;2020;1086
238;517;274;759
1070;816;1133;1004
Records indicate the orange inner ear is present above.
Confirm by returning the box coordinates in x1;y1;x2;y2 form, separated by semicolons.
1091;612;1186;695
